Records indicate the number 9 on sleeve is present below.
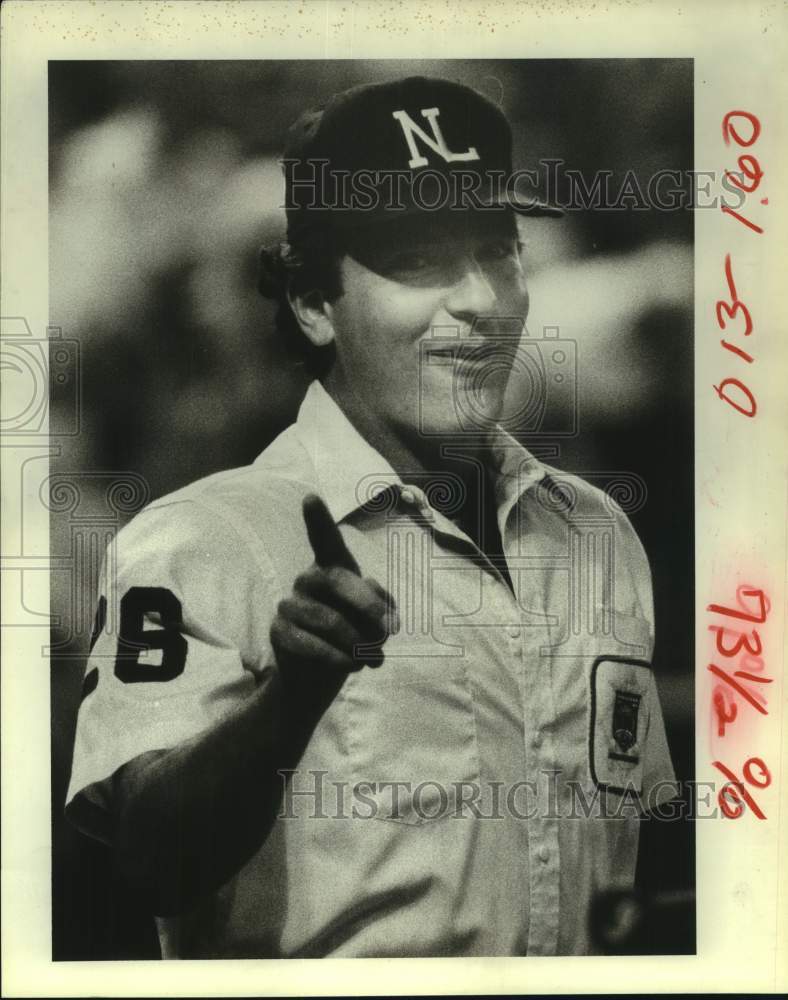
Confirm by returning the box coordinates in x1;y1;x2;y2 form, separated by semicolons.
114;586;187;683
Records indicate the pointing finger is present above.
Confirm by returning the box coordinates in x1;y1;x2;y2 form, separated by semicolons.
302;493;360;575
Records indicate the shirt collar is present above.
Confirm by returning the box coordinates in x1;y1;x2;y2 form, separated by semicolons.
293;379;548;526
488;423;549;530
294;380;402;524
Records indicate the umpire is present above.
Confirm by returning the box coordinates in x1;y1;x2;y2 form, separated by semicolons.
66;76;676;957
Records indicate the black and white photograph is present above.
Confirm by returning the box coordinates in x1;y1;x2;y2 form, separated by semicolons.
48;57;695;960
1;1;786;995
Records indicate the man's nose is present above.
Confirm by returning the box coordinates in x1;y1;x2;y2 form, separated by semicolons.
443;257;498;321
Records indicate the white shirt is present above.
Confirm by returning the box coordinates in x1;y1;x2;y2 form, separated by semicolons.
67;379;676;957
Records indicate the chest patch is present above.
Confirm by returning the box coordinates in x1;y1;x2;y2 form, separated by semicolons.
589;656;652;795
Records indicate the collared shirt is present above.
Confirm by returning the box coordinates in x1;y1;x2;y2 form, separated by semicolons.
67;379;676;958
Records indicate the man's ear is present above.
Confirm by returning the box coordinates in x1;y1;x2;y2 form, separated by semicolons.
287;288;336;348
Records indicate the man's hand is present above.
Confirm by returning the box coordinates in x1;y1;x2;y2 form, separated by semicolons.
270;494;399;687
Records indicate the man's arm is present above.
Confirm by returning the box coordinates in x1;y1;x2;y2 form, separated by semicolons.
110;495;396;916
112;662;306;916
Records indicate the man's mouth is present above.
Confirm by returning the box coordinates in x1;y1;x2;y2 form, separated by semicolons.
424;343;491;361
423;344;515;372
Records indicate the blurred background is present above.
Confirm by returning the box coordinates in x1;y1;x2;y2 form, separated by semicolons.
49;59;694;958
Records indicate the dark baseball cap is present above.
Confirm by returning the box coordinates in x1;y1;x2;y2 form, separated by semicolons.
282;75;562;246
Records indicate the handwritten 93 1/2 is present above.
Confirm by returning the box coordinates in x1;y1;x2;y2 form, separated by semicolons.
708;586;773;819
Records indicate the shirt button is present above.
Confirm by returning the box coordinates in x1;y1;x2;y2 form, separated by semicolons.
507;625;521;639
538;846;550;864
400;487;416;505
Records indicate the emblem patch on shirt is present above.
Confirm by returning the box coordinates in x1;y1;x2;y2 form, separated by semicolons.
589;656;652;795
612;690;641;759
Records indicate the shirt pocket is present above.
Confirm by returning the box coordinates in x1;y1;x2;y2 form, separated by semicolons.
337;648;481;826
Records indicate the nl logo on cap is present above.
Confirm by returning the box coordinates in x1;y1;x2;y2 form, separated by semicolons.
391;107;481;169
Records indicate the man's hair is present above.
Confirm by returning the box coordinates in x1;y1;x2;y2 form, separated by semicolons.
257;233;344;376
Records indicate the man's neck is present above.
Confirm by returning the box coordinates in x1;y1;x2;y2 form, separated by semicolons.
321;374;507;562
322;372;494;497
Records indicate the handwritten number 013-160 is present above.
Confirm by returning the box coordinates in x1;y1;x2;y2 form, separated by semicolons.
714;109;764;418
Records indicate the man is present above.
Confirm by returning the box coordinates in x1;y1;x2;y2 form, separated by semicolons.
66;75;676;957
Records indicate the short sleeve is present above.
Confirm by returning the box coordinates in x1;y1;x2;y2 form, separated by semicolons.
612;503;677;811
65;499;280;843
640;673;679;810
611;501;656;653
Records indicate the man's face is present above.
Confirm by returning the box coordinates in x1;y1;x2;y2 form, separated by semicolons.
323;211;530;444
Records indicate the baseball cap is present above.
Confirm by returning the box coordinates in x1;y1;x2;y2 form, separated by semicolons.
282;75;562;246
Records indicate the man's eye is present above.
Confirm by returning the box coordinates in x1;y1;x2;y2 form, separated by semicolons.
385;251;434;272
475;239;519;262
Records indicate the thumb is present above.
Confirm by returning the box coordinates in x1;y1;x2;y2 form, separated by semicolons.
302;493;360;575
